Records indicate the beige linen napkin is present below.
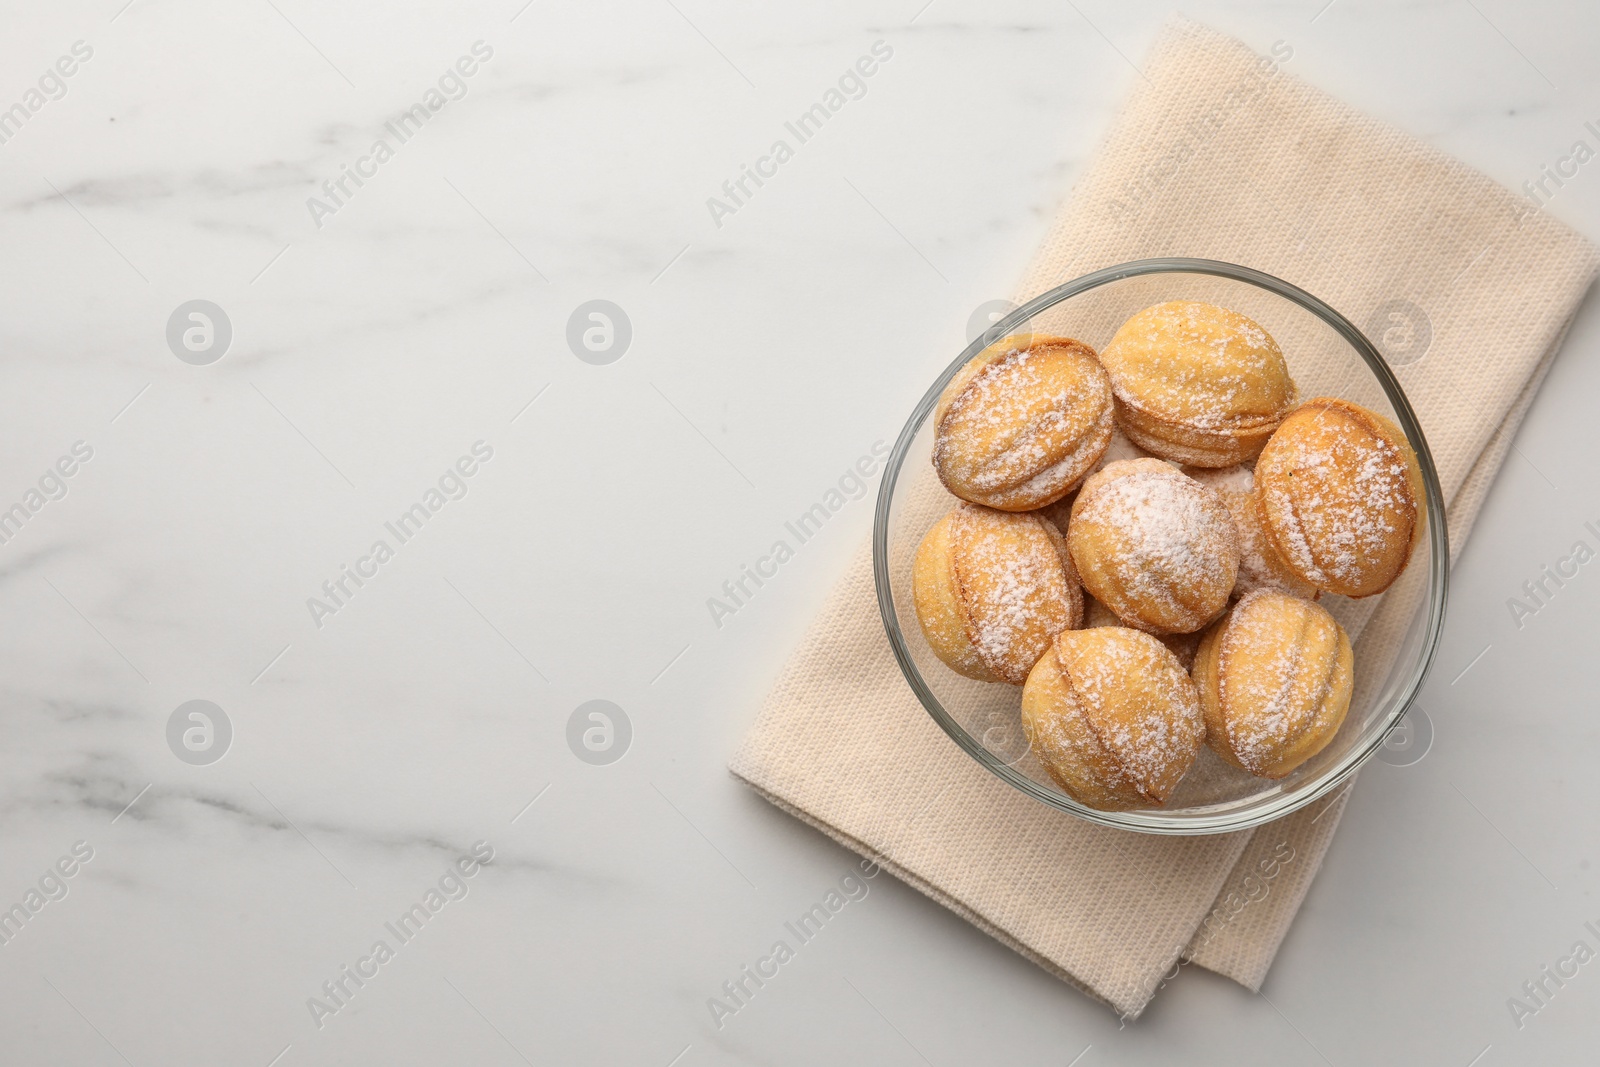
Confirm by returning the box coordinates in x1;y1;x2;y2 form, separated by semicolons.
731;16;1598;1019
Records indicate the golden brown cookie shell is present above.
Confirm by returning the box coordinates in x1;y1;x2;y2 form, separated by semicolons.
1194;590;1354;779
911;504;1083;684
1099;302;1298;468
1254;397;1425;598
1021;627;1203;809
933;334;1114;511
1067;458;1240;635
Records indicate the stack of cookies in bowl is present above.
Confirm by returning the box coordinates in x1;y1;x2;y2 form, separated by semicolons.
912;301;1425;812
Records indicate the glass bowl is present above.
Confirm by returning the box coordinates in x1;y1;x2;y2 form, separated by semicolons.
872;258;1449;835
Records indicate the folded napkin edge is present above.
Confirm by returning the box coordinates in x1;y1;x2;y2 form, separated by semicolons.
726;764;1153;1016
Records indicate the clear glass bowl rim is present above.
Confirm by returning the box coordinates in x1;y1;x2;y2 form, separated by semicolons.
871;257;1451;835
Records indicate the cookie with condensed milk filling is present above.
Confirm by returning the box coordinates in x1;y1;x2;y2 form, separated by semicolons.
1193;590;1354;779
1021;626;1204;810
932;333;1114;511
1099;301;1298;467
911;503;1083;684
1253;397;1425;598
1067;458;1240;635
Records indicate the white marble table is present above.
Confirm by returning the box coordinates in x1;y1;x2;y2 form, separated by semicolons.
1;1;1597;1063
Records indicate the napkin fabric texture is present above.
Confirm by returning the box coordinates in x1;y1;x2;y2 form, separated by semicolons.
731;16;1599;1019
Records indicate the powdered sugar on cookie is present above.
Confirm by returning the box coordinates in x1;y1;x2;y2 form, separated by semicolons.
1057;629;1202;798
933;337;1114;509
1255;399;1420;597
950;506;1079;682
1070;459;1240;632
